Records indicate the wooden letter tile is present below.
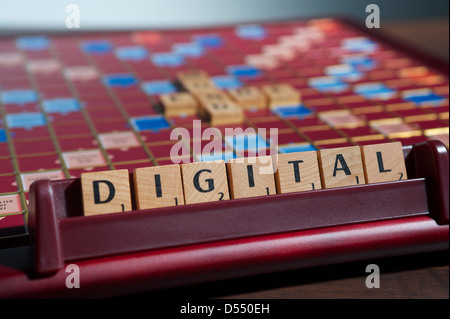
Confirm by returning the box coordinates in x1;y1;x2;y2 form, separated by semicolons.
181;161;230;205
177;69;210;83
275;151;322;193
160;92;199;117
226;156;276;199
261;83;301;109
228;86;267;110
202;100;244;126
181;79;220;96
134;164;185;210
318;146;366;189
81;169;132;216
361;142;408;184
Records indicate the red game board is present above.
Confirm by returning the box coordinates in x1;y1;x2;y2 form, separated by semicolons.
0;18;448;297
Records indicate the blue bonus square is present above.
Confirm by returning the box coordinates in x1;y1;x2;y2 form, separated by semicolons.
226;65;261;78
225;132;269;152
235;25;266;40
172;42;205;58
341;55;377;71
141;80;177;96
16;36;50;51
115;46;148;61
309;76;349;93
103;74;137;88
6;112;47;130
130;115;170;132
342;37;378;53
193;34;223;48
150;53;184;67
279;143;317;153
81;40;113;55
0;89;39;105
325;64;363;82
211;75;243;90
42;98;81;115
354;83;396;100
0;129;6;143
273;106;312;119
406;94;446;106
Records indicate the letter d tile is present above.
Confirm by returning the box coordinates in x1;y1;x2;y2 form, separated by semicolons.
81;169;132;216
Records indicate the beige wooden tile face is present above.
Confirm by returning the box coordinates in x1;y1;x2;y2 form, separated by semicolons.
228;86;267;110
275;151;322;193
226;156;276;199
361;142;408;184
134;164;185;210
160;92;198;117
202;100;244;126
318;146;366;189
261;83;301;108
177;69;210;82
181;79;219;95
81;169;132;216
181;161;230;204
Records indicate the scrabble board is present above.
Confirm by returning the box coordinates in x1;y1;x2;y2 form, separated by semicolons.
0;18;448;237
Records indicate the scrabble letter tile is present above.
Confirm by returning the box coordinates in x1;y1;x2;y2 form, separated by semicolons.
202;100;244;126
361;142;408;183
318;146;366;188
262;83;301;109
160;92;199;117
134;164;185;209
275;151;322;193
226;156;276;199
228;86;267;110
81;169;132;216
181;161;230;204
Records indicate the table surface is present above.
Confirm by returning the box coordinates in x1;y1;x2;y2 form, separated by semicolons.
121;19;449;300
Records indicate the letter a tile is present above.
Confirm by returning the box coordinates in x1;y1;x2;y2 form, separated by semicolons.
318;146;366;189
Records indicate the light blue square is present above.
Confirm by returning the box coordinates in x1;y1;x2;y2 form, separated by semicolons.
225;133;269;152
279;143;317;153
6;112;46;130
141;80;177;96
325;65;363;82
81;40;113;55
193;34;223;48
130;115;170;132
211;75;243;90
309;77;349;93
341;55;377;70
354;83;396;100
0;89;39;105
42;98;81;115
172;42;205;58
0;128;6;143
103;74;137;88
342;37;378;53
273;105;312;119
150;53;185;67
235;25;266;40
115;46;148;61
16;36;50;51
